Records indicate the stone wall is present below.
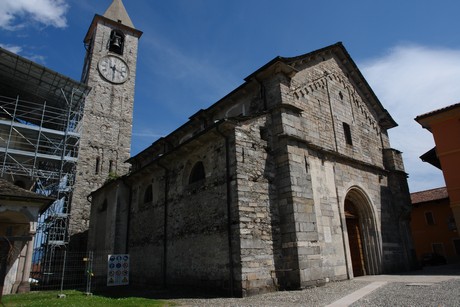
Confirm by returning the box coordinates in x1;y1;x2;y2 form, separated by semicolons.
288;56;385;168
234;115;278;295
87;179;130;254
275;53;412;281
127;133;233;291
223;52;413;290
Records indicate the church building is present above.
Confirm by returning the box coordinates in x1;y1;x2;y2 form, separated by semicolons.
87;3;415;296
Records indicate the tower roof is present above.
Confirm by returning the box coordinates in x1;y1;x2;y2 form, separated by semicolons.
103;0;135;28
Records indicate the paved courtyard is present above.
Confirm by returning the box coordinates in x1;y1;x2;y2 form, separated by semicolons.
168;263;460;306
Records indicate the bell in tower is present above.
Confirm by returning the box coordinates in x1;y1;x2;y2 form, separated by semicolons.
109;30;124;55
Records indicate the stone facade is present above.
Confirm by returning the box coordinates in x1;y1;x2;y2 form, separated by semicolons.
70;6;142;246
88;43;415;296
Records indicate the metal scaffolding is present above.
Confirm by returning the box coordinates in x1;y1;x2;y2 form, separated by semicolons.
0;47;90;285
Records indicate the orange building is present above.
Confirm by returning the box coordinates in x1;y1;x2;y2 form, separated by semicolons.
410;187;459;264
416;103;460;233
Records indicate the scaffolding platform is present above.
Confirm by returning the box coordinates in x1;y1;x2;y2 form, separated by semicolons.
0;46;90;279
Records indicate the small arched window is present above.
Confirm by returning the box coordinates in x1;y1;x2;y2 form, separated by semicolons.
109;30;125;55
189;161;205;184
343;122;353;146
144;184;153;203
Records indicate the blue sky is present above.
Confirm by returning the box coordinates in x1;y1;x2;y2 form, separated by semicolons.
1;0;460;193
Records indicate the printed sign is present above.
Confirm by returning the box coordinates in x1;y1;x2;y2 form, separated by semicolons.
107;254;129;286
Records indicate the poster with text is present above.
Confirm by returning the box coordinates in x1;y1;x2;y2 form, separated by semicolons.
107;254;129;286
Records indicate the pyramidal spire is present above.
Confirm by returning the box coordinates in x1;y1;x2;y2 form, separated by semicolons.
103;0;135;28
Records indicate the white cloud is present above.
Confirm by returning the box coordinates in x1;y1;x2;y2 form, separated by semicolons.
27;54;46;65
0;43;47;64
0;0;69;30
360;45;460;192
0;44;23;54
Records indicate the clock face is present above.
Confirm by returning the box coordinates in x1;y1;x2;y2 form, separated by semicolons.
98;56;129;84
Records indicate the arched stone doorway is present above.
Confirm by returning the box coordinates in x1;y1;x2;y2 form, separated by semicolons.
344;188;381;277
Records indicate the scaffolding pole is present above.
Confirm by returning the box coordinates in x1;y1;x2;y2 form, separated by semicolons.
0;89;86;288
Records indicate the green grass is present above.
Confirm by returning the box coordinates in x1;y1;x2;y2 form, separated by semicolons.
1;290;176;306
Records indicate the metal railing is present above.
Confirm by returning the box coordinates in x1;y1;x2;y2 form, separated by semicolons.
30;250;109;293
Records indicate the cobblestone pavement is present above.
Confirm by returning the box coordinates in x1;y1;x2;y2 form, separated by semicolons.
350;278;460;307
173;280;370;307
170;264;460;307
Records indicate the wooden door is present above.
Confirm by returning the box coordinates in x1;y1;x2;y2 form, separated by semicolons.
346;216;366;276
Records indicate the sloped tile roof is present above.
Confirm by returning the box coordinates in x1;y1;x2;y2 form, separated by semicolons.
415;102;460;121
410;187;448;204
0;178;52;201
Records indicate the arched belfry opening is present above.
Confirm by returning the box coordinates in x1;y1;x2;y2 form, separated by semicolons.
109;29;125;55
344;188;382;277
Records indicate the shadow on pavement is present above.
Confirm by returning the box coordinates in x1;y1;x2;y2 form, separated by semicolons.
400;262;460;276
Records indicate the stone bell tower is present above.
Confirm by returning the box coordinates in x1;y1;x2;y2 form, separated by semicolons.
70;0;142;247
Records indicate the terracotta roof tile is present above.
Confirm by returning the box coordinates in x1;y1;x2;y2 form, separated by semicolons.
415;102;460;121
410;187;448;204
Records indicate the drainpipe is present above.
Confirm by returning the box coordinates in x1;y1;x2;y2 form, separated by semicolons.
158;162;169;289
216;124;235;297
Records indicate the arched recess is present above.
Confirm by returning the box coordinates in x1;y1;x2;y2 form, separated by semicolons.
143;184;153;203
189;161;205;184
344;187;382;277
